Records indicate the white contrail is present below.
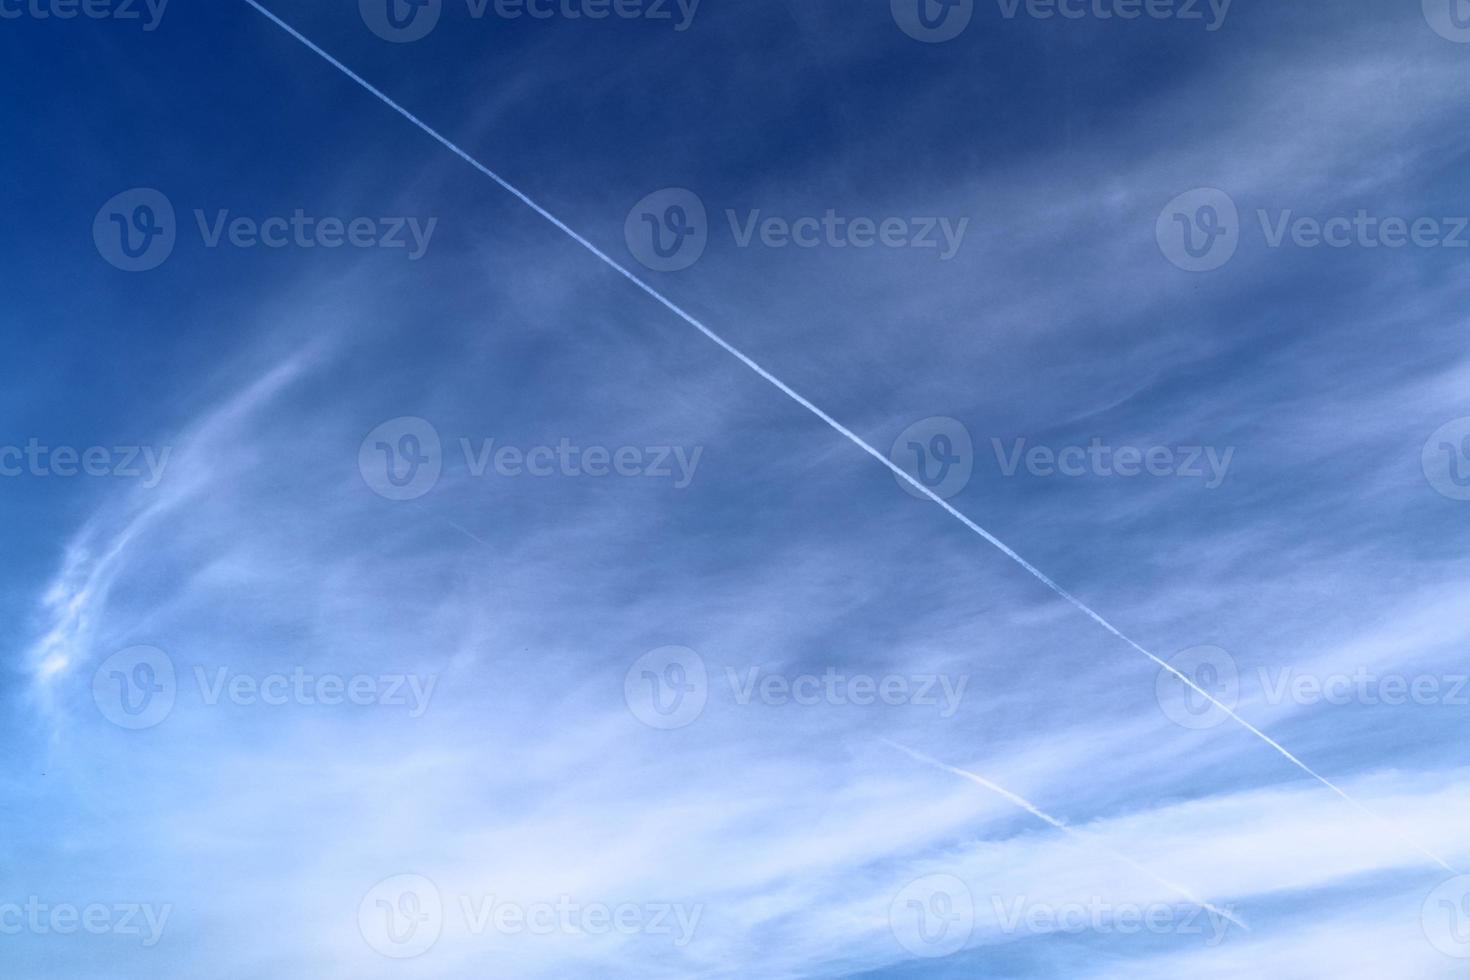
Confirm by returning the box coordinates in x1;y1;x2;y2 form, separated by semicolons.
883;739;1249;932
238;0;1455;875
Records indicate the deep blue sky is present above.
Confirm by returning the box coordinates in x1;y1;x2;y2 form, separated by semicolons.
5;1;1470;977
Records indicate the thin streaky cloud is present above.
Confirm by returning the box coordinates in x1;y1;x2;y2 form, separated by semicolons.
238;0;1454;877
883;739;1249;933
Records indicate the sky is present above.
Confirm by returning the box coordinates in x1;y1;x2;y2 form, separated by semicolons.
6;0;1470;977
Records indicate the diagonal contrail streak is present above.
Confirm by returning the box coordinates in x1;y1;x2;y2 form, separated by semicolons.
883;740;1248;931
238;0;1455;875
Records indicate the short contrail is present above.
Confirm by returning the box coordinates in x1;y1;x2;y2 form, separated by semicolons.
238;0;1455;875
883;740;1249;931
